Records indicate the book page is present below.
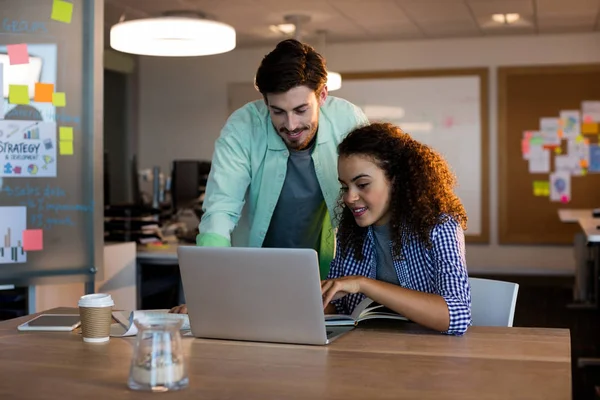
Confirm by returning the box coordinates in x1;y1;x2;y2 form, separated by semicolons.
110;309;190;337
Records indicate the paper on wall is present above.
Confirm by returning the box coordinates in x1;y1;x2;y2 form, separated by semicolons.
555;154;583;176
582;101;600;123
0;64;3;119
559;110;580;140
528;144;550;173
0;120;57;177
522;131;534;160
568;137;590;171
589;144;600;173
540;117;561;146
550;171;571;203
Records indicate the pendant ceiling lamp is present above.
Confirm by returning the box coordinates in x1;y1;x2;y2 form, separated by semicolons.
110;11;236;57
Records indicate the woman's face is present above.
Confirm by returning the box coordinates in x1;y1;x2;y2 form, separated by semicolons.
338;154;392;228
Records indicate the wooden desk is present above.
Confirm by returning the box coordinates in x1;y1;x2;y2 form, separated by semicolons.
0;308;571;399
558;209;594;223
578;217;600;243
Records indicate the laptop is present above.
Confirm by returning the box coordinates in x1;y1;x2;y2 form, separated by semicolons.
177;246;354;345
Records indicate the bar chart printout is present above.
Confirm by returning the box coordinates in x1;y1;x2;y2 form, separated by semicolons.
0;207;27;264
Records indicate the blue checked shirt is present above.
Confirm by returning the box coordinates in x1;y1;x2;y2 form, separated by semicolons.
327;218;472;335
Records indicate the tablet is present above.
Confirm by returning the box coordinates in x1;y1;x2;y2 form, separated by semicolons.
17;314;81;332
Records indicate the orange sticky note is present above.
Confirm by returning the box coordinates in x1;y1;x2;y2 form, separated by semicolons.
9;84;29;104
6;43;29;65
59;141;73;155
582;123;599;135
34;83;54;103
22;229;43;251
51;0;74;23
52;92;66;107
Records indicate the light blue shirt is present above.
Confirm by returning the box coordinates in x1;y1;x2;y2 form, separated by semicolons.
197;96;369;277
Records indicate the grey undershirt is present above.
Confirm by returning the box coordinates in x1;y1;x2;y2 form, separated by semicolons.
262;142;327;252
373;224;400;285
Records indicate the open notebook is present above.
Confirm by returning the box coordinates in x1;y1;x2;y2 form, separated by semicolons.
325;297;408;327
110;309;190;337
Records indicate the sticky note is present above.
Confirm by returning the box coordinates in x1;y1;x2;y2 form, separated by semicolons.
51;0;74;23
52;92;66;107
59;126;73;141
34;83;54;103
554;147;562;154
59;141;73;155
6;44;29;65
582;123;599;135
22;229;43;251
8;84;29;104
533;181;550;197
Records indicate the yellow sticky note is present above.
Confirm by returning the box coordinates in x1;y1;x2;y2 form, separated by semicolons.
533;181;550;197
52;92;66;107
59;141;73;155
51;0;74;23
576;135;584;143
59;127;73;141
582;122;599;135
554;147;562;154
9;84;29;104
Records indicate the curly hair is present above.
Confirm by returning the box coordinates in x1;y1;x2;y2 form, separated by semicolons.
254;39;328;97
335;122;467;261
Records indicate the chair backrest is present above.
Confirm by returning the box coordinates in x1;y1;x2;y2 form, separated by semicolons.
469;277;519;327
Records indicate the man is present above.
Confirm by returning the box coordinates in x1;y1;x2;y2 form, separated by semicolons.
171;39;367;313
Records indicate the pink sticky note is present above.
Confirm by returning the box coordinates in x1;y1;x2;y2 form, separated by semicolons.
6;43;29;65
22;229;43;251
560;195;569;204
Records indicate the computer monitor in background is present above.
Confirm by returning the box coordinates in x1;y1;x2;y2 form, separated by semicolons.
171;160;211;212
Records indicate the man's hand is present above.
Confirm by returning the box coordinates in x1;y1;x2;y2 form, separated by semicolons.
169;304;188;314
321;276;364;308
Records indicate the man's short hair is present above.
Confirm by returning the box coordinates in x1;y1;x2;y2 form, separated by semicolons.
255;39;328;96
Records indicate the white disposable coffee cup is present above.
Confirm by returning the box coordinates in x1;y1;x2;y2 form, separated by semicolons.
78;293;115;343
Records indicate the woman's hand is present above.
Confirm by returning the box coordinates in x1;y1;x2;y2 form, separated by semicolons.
169;304;188;314
321;276;364;308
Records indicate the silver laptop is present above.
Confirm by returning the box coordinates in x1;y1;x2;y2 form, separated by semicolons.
177;246;353;345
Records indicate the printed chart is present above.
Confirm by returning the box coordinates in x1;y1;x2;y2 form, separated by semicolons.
0;206;27;264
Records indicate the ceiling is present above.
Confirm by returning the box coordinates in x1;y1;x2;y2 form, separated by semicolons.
104;0;600;48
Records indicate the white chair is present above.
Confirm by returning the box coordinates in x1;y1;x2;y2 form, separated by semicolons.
469;277;519;327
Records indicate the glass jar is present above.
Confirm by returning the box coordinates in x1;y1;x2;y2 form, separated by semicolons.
128;316;189;392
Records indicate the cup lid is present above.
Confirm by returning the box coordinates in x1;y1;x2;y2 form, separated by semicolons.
78;293;114;307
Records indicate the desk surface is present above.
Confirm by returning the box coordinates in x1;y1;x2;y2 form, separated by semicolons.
558;208;593;223
578;217;600;242
0;307;571;399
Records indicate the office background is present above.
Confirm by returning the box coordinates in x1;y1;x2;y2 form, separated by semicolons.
131;32;600;276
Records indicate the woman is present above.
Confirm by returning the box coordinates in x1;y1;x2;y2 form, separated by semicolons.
321;122;471;335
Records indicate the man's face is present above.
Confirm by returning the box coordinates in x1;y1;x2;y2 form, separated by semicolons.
266;85;327;151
